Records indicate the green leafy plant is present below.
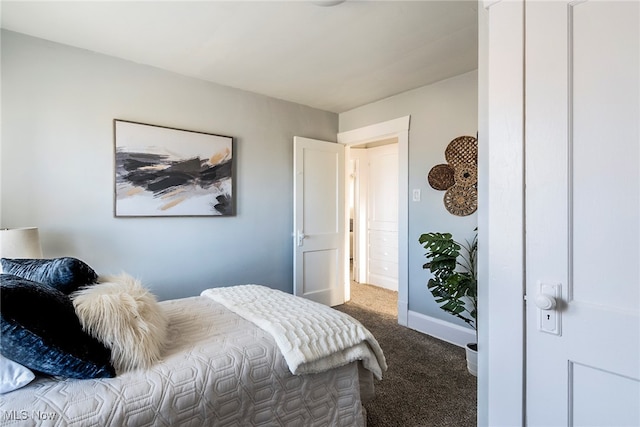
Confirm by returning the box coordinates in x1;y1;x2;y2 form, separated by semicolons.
418;231;477;330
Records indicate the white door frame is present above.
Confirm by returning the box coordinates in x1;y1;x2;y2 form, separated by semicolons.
478;1;525;426
337;116;410;325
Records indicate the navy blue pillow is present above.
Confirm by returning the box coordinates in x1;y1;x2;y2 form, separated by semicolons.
0;257;98;294
0;274;115;379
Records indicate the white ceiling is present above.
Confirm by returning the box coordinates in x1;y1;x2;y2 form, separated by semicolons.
0;1;478;113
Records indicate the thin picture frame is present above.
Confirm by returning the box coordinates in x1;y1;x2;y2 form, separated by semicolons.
113;119;234;217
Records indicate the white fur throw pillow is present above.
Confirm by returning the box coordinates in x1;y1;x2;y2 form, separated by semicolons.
71;273;168;374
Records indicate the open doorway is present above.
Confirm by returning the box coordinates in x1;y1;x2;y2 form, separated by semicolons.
349;139;398;289
338;115;410;325
348;139;399;318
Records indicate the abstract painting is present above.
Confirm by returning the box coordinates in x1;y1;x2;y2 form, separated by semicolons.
114;120;233;217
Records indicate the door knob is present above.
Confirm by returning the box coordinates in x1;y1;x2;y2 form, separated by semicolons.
297;230;306;246
534;294;556;310
536;283;561;335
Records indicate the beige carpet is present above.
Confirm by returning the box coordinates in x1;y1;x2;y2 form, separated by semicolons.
347;281;398;317
335;282;477;427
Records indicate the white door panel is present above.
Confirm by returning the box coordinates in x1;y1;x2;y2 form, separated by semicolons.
525;1;640;426
571;363;640;427
293;136;345;306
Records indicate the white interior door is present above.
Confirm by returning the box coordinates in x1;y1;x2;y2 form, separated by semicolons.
525;1;639;425
293;136;346;306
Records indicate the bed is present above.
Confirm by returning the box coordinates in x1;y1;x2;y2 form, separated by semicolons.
0;283;386;427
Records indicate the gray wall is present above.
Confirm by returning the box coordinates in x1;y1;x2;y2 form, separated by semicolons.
339;70;478;326
1;29;478;327
1;31;338;300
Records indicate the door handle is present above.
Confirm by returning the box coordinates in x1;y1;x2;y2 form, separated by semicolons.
297;230;306;246
534;294;556;310
535;283;562;336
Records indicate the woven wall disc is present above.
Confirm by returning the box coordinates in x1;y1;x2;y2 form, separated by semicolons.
453;163;478;187
428;164;455;190
445;136;478;166
444;185;478;216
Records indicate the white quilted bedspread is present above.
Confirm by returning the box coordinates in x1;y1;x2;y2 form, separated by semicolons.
0;296;371;427
201;285;387;380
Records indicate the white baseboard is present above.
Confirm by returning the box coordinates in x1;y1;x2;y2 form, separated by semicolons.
407;310;476;348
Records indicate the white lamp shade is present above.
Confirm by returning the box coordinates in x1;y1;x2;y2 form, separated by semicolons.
0;227;43;259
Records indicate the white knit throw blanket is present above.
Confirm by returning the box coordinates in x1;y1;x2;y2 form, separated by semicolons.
201;285;387;380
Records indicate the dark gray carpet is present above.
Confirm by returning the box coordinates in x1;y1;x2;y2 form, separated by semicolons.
334;282;477;427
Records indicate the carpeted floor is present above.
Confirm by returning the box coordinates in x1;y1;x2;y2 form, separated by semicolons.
334;282;477;427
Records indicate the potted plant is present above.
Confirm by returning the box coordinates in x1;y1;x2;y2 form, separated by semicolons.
418;230;477;376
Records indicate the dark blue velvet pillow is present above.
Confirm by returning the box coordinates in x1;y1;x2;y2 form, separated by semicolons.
0;274;115;379
0;257;98;294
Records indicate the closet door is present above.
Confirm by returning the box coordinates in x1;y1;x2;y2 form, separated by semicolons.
525;1;639;425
